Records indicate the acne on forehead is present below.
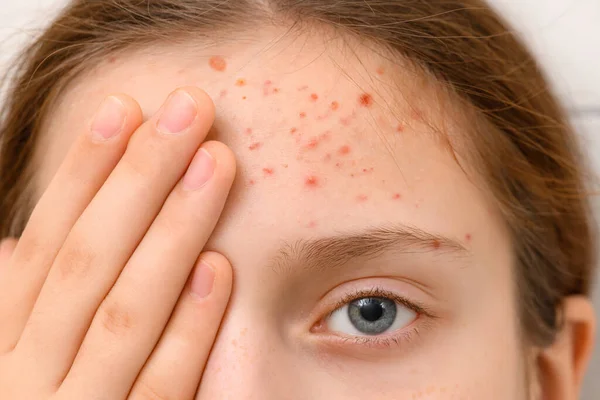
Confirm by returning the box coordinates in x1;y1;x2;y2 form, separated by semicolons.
205;55;422;205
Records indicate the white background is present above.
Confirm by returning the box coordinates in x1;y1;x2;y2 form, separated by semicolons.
1;0;599;398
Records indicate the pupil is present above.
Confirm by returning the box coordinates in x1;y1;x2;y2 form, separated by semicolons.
359;299;384;322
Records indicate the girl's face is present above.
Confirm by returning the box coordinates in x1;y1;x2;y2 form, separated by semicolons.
34;31;524;398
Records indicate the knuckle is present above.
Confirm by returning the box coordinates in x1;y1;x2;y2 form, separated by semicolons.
97;299;134;338
133;379;178;400
54;237;98;280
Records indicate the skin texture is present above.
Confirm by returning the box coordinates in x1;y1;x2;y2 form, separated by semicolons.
32;29;526;399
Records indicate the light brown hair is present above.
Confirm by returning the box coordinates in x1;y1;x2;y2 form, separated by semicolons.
0;0;596;347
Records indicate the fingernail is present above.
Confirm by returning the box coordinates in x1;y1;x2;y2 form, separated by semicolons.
183;148;214;190
90;96;126;140
157;90;197;134
191;260;215;298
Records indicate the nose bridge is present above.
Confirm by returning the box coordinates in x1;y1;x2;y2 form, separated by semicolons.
196;312;289;400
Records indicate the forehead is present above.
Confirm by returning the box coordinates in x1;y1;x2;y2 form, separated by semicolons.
36;31;507;263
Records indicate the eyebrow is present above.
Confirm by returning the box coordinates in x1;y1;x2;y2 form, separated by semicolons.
270;224;470;275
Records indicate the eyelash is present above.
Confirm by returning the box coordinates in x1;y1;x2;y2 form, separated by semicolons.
318;286;436;349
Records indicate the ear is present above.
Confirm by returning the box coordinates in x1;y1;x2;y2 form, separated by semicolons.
535;296;596;400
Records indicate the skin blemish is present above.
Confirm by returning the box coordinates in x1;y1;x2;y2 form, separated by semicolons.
392;193;402;200
323;153;332;162
338;145;351;155
219;90;228;98
235;78;247;86
249;179;256;186
304;137;320;150
411;107;424;121
108;56;117;64
299;112;307;119
465;233;472;242
335;162;342;168
263;80;274;96
209;56;227;72
362;167;375;174
290;127;298;135
376;66;385;75
310;93;319;102
244;128;253;135
242;96;247;100
307;220;318;228
298;85;309;91
263;167;274;176
304;175;320;189
330;101;340;111
396;123;405;133
359;93;374;108
356;194;369;203
319;131;331;141
432;239;441;250
283;164;289;168
248;142;262;151
273;87;280;93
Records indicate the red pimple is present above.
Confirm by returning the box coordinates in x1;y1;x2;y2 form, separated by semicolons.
290;127;298;134
263;167;274;176
338;145;351;155
249;179;256;186
305;175;320;188
248;142;262;151
432;240;441;250
465;233;472;242
245;128;253;135
392;193;402;200
307;220;318;228
330;101;340;111
304;137;319;150
299;112;307;119
359;93;374;107
235;78;247;86
376;66;385;75
310;93;319;102
356;194;369;203
396;123;405;133
209;56;227;72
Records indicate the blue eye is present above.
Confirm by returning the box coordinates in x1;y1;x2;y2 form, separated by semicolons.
327;296;416;336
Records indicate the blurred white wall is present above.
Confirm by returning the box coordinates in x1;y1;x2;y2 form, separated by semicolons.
0;0;599;398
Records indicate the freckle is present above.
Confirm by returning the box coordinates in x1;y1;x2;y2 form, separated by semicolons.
219;90;228;98
432;240;441;250
283;164;288;168
298;85;309;91
396;123;405;132
299;112;307;119
290;127;298;134
273;87;280;93
376;66;385;75
310;93;319;102
248;142;262;151
305;175;319;188
245;128;253;135
465;233;472;242
350;173;355;177
263;167;274;176
242;96;247;100
330;101;340;111
392;193;402;200
359;93;373;107
235;78;246;86
209;56;227;72
338;145;351;155
356;194;368;202
335;162;342;168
